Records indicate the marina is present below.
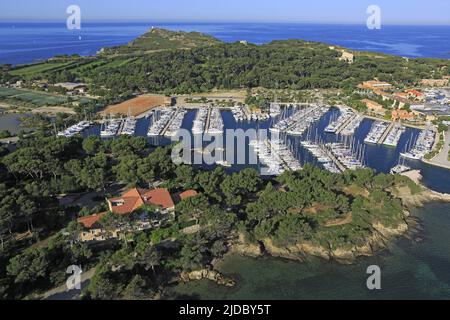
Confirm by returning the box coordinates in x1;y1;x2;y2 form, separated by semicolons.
383;123;406;147
100;118;122;138
206;107;224;135
163;108;188;137
119;116;137;136
192;107;209;135
364;121;390;144
45;106;449;193
270;104;328;135
325;106;354;133
57;120;92;137
339;114;364;136
300;140;342;173
251;136;302;175
147;108;177;137
401;128;436;161
325;142;366;171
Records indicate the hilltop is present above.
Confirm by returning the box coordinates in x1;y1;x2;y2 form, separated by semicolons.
102;27;222;55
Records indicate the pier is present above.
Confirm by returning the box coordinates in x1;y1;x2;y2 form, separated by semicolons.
160;108;184;137
335;115;354;134
378;122;395;144
204;108;212;133
265;140;290;171
322;147;347;172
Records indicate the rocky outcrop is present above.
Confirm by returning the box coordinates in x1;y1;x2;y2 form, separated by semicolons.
180;269;236;287
230;233;264;257
230;219;410;265
399;189;450;208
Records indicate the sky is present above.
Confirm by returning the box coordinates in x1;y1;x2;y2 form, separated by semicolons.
0;0;449;25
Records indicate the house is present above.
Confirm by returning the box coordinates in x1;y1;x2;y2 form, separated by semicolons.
76;188;198;243
359;80;393;91
361;99;385;115
107;188;176;214
339;51;354;64
392;109;415;121
406;90;425;102
393;92;409;100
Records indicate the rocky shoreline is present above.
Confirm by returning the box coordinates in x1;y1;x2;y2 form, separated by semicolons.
228;180;450;265
180;178;450;287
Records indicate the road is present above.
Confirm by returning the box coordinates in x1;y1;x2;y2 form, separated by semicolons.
40;268;96;300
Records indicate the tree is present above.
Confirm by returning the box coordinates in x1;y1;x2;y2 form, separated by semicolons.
7;248;50;285
140;246;161;275
82;136;102;155
122;275;149;300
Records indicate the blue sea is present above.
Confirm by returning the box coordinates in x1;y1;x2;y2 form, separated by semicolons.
1;22;450;65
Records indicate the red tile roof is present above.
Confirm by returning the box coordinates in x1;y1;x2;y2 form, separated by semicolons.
179;190;198;200
141;188;175;209
77;212;107;229
108;188;175;215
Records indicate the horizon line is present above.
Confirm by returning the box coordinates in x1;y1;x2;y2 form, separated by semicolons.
1;19;450;27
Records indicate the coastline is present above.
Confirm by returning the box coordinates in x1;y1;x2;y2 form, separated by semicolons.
197;180;450;289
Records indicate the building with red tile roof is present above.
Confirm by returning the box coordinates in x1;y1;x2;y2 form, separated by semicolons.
77;213;105;229
76;188;199;242
108;188;175;214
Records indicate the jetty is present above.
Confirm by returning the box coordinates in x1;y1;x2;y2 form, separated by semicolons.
204;108;212;132
322;146;347;172
161;108;187;137
378;122;395;144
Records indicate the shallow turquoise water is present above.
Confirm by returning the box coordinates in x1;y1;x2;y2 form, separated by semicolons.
172;202;450;300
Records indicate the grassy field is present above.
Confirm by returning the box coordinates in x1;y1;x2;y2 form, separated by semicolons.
0;87;68;106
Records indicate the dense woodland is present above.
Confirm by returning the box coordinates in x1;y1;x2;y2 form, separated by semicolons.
0;131;421;299
82;41;450;96
2;34;450;101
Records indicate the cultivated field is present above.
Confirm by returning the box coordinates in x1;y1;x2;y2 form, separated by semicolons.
101;95;172;116
0;87;68;106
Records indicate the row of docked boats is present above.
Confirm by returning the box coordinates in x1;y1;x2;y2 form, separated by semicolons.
192;108;208;135
326;142;366;171
250;137;301;175
300;141;341;173
324;107;355;133
206;108;224;135
286;106;329;136
383;123;405;147
400;128;436;160
164;108;187;137
364;121;390;144
119;116;137;136
147;108;176;137
270;104;327;135
57;120;92;137
269;103;282;117
231;105;248;122
340;115;363;136
100;118;123;138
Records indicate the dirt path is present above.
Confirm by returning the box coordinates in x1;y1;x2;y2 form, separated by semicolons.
39;268;96;300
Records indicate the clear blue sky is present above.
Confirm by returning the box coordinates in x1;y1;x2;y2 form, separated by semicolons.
0;0;449;25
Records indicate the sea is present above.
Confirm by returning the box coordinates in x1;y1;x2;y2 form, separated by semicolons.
1;22;450;65
1;22;450;300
